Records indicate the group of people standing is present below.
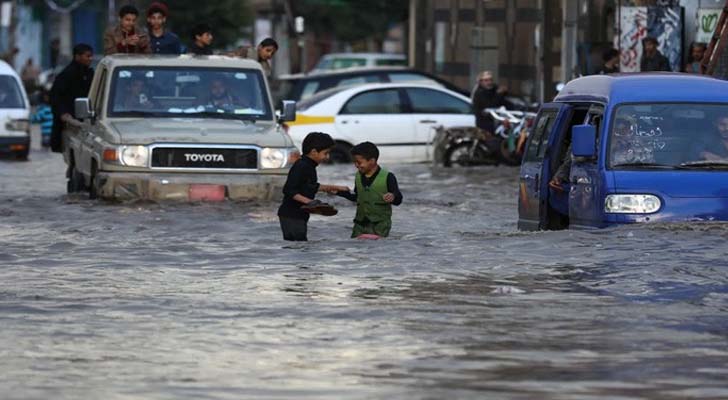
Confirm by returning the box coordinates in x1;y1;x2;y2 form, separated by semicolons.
595;37;708;75
101;2;278;76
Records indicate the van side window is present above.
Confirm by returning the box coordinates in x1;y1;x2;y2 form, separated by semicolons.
524;110;557;162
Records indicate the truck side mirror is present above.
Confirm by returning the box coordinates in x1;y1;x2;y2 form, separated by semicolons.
571;124;596;158
278;100;296;123
74;98;94;121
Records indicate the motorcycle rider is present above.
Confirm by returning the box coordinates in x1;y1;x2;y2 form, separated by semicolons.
471;71;510;134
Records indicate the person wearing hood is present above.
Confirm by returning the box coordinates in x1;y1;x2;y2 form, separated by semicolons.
146;2;182;55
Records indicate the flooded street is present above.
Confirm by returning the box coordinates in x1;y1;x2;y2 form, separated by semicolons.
2;150;728;400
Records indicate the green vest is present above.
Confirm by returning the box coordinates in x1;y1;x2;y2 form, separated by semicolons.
354;168;392;224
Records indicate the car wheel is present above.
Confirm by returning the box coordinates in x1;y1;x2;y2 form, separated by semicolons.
66;166;85;193
329;142;352;164
15;149;29;161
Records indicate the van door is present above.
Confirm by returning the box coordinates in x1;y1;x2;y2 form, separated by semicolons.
569;104;605;228
518;103;572;230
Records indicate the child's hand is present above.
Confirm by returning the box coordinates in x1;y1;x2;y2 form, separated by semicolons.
383;192;394;203
324;185;349;194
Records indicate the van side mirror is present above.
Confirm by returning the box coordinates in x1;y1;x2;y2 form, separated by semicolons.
74;98;94;121
571;124;596;158
278;100;296;123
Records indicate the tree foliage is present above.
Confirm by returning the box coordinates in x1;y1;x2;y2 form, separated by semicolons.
137;0;252;50
292;0;408;45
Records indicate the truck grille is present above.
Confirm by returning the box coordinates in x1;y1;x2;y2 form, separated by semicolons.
151;147;258;170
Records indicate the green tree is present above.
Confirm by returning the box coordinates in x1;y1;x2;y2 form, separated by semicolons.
138;0;252;50
292;0;408;48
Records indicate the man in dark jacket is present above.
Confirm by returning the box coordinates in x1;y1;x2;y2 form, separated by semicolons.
471;70;510;133
640;37;671;72
146;2;182;55
49;43;94;153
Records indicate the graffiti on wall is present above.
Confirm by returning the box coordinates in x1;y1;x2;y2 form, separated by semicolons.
697;8;720;43
619;7;683;72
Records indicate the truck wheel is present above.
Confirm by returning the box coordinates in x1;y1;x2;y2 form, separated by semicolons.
88;162;98;200
66;166;85;193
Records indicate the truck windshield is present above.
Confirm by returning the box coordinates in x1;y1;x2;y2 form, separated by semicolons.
609;103;728;169
108;67;272;120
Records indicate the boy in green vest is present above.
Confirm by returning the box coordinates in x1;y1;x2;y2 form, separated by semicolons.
336;142;403;238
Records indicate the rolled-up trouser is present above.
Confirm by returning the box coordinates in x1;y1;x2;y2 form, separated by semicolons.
279;217;308;241
351;219;390;238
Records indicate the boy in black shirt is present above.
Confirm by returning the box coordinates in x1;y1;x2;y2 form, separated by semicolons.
278;132;347;241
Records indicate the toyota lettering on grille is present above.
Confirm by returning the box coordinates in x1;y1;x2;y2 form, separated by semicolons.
184;153;226;162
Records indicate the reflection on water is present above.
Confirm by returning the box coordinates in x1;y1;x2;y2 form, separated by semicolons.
1;152;728;399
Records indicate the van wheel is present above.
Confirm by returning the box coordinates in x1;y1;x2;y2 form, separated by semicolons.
329;142;352;164
88;162;98;200
66;166;85;193
498;140;522;166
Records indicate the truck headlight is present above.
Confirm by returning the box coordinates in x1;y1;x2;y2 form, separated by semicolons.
5;119;30;132
605;194;661;214
119;145;149;167
261;147;299;169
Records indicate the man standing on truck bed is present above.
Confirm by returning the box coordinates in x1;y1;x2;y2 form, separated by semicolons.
49;43;94;153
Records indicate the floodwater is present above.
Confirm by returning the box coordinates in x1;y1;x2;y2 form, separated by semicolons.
1;150;728;400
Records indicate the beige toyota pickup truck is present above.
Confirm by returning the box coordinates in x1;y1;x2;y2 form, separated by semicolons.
65;54;298;201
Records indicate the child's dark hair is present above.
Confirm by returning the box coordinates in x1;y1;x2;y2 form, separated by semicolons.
302;132;335;155
351;141;379;160
192;23;212;40
119;5;139;18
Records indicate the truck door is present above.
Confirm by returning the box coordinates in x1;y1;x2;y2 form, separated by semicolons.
518;103;572;230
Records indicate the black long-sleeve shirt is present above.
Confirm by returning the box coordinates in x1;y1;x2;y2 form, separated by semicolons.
336;167;403;206
278;156;320;220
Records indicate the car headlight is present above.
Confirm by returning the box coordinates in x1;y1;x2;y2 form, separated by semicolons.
261;147;299;169
119;145;149;167
5;119;30;132
605;194;661;214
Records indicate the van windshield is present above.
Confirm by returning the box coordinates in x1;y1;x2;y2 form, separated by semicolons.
108;67;272;120
609;104;728;169
0;75;25;109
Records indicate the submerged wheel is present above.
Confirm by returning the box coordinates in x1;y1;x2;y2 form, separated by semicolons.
66;166;85;193
88;162;98;200
499;139;523;166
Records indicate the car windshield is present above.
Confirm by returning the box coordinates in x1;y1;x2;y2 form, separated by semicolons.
0;75;25;109
296;86;349;112
608;103;728;169
108;67;272;120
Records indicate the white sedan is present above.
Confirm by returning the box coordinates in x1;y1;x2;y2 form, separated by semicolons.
284;83;474;163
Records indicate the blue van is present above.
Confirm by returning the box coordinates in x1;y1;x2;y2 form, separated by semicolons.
518;74;728;230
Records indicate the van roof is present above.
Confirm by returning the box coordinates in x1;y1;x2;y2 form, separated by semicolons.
555;73;728;104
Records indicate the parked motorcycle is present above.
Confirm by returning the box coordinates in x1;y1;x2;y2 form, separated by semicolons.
433;107;537;167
